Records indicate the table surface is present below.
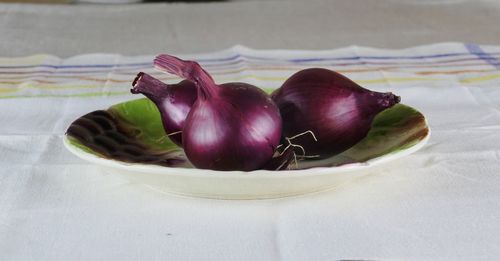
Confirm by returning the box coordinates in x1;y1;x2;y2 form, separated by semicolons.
1;1;500;260
1;0;500;57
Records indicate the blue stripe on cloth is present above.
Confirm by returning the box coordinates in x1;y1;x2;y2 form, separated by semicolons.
2;50;500;69
465;43;500;69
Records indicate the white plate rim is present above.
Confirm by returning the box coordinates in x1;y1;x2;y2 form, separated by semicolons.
63;125;430;179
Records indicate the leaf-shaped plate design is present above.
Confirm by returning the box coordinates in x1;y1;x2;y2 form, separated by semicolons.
64;98;429;199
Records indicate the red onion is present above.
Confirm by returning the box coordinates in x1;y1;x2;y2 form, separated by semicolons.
154;54;282;171
131;72;196;146
271;68;400;158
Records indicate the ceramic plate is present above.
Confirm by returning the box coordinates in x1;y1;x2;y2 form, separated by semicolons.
63;98;430;199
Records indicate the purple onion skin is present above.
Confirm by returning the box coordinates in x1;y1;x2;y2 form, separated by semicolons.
271;68;400;158
155;55;282;171
131;72;197;146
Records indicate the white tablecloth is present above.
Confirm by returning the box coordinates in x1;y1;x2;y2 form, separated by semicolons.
1;1;500;260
